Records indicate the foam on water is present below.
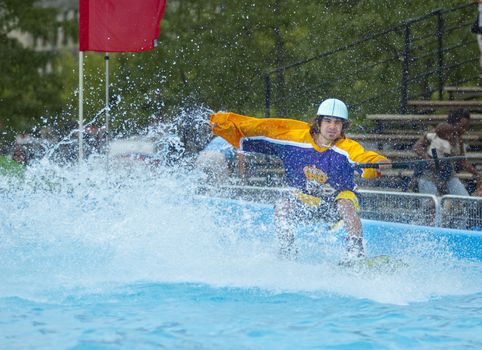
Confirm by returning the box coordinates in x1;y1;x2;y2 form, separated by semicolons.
2;154;482;307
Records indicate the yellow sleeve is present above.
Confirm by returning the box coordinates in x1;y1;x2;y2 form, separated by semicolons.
338;138;389;179
210;112;310;148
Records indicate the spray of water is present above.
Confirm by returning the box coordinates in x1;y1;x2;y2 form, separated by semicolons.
1;108;482;305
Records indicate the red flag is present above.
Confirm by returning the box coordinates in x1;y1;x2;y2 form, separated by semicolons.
79;0;166;52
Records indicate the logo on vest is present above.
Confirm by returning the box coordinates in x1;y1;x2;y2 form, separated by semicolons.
303;165;335;196
304;165;327;183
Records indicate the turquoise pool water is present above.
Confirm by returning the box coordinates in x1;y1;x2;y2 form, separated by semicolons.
2;161;482;349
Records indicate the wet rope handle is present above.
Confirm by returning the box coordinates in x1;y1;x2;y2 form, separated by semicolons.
356;155;470;169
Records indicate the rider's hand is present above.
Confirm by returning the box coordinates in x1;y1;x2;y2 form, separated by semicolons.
375;158;392;176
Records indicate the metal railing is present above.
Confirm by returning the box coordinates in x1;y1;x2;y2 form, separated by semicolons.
198;185;482;231
441;195;482;230
264;3;478;120
357;190;440;226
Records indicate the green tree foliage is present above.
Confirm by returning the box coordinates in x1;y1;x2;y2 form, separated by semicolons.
263;0;479;121
1;0;479;141
103;0;478;128
0;0;62;139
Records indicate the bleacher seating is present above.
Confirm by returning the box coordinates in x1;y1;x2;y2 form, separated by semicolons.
235;85;482;192
355;85;482;191
408;100;482;112
445;86;482;100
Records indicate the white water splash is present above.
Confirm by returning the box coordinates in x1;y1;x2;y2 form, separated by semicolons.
1;123;482;306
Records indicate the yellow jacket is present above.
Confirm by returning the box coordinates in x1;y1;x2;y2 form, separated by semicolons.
211;112;387;181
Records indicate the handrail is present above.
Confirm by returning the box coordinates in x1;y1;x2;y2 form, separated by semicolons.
264;2;477;118
268;7;472;75
199;185;482;230
266;26;401;75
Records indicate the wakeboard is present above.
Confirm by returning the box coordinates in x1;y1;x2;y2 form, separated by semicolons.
339;255;408;272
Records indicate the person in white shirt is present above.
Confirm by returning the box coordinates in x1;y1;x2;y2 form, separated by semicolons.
413;109;481;196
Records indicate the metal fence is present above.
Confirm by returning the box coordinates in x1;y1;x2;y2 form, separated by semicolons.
357;190;439;226
441;195;482;230
198;185;482;231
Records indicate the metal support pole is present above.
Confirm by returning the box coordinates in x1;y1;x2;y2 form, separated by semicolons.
105;52;110;148
264;73;271;118
400;23;411;115
78;51;84;162
436;11;445;100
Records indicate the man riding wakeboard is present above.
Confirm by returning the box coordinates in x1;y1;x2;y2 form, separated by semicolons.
210;98;390;261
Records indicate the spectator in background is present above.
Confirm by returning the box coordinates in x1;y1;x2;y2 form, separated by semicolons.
412;109;482;196
11;144;28;165
0;121;24;176
0;133;29;178
39;126;58;147
472;0;482;78
0;146;25;177
84;123;104;156
12;133;31;165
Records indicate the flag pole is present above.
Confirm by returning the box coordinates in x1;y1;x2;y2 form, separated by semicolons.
78;51;84;162
105;52;110;164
